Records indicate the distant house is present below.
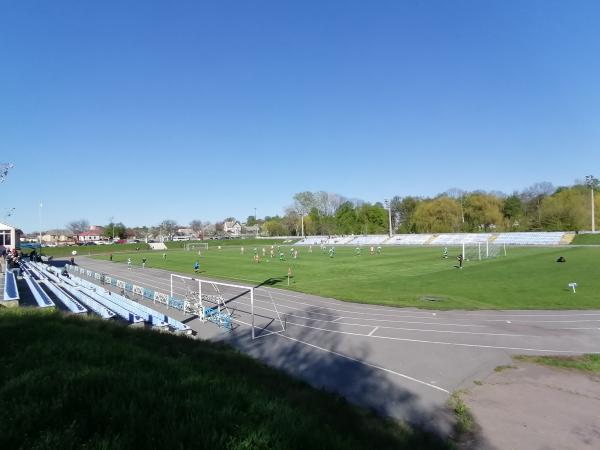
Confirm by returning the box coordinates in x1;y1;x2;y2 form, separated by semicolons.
77;226;105;243
0;221;22;251
243;224;259;235
223;221;242;236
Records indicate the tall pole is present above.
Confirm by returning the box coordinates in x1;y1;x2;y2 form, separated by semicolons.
254;207;258;237
586;175;597;233
592;188;596;233
301;214;304;238
385;199;392;238
38;201;43;248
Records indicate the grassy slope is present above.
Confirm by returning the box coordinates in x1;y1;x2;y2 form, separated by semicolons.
571;234;600;245
0;309;448;450
92;245;600;310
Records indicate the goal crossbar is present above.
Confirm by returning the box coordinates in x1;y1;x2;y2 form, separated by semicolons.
170;274;281;339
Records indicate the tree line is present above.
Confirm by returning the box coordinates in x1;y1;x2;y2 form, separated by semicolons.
57;178;598;239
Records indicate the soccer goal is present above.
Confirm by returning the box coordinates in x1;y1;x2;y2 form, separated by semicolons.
184;242;209;251
169;274;284;339
462;242;506;261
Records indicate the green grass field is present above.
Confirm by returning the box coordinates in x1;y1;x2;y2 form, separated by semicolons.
571;233;600;245
0;309;449;450
90;243;600;310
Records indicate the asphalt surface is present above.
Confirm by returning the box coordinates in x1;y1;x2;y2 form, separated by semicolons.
73;256;600;436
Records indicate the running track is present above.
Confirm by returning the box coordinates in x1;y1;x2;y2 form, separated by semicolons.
76;256;600;434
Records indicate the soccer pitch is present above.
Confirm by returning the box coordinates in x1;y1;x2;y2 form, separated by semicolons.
92;244;600;310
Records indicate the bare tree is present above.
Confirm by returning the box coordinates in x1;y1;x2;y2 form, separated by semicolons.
66;219;90;235
158;219;178;240
189;220;203;237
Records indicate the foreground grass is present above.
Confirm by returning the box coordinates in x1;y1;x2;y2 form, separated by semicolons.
92;245;600;310
0;309;448;450
514;354;600;373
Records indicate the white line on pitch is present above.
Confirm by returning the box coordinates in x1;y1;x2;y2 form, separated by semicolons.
368;326;379;337
331;316;344;322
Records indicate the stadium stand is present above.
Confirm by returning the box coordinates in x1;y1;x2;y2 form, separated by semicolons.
65;264;191;334
385;234;434;245
494;232;566;245
2;269;19;305
25;262;87;314
429;233;492;245
347;235;390;245
20;264;55;309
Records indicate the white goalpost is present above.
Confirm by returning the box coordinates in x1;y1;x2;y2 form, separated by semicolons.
461;242;507;261
184;242;209;251
169;274;284;339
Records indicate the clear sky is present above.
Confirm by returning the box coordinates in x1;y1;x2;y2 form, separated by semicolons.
1;0;599;232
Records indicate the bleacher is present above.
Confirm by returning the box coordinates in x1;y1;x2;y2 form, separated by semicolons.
385;234;433;245
429;234;492;245
293;231;571;247
347;235;390;245
2;269;19;305
294;236;355;246
494;232;566;246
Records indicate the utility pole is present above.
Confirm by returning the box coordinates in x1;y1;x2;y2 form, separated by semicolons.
384;199;393;238
109;216;115;240
585;175;598;232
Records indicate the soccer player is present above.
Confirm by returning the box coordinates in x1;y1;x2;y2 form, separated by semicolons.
194;260;200;273
162;252;167;260
457;254;463;269
293;250;298;259
309;245;313;253
142;258;147;269
329;247;335;258
355;247;361;256
127;258;132;270
262;247;266;257
369;246;374;255
279;251;285;261
442;247;448;259
377;245;382;255
240;246;245;255
253;247;258;255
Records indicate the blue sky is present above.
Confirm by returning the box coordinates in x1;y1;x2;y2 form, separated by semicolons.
1;0;599;232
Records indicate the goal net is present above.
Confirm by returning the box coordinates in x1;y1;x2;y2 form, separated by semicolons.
169;274;284;339
461;242;506;261
184;242;209;251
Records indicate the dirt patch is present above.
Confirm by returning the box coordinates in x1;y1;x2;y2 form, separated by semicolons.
463;362;600;449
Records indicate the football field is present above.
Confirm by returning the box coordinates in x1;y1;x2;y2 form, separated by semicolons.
91;243;600;310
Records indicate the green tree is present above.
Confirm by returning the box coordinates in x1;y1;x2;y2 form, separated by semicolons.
103;222;127;239
413;197;461;233
540;187;588;230
463;194;504;231
335;201;358;234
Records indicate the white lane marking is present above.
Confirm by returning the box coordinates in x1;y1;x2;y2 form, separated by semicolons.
245;304;530;338
283;320;597;354
560;327;600;330
226;316;449;394
331;316;344;322
368;326;379;337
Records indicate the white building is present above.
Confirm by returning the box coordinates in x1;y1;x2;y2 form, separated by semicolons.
223;221;242;236
0;222;21;251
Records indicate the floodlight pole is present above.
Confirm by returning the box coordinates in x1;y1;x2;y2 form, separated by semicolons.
38;201;43;248
384;199;392;238
585;175;597;233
